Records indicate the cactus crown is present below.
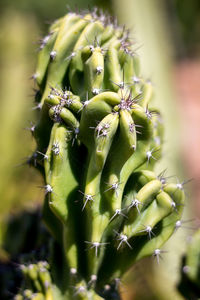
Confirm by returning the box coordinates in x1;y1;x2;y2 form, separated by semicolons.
18;8;185;300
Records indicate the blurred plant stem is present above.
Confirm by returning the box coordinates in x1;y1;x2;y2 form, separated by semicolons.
0;11;43;223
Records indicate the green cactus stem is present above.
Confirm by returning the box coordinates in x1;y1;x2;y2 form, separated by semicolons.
20;8;185;300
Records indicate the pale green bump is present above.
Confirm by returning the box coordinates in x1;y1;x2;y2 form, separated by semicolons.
83;47;104;98
69;20;104;95
35;30;59;86
41;15;90;103
104;39;122;91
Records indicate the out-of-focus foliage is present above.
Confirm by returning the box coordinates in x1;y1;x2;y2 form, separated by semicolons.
0;11;43;221
167;0;200;57
0;210;51;299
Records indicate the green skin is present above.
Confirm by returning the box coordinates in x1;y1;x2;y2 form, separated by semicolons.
26;10;185;300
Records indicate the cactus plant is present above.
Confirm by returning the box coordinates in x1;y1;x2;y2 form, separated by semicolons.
178;229;200;299
18;9;185;299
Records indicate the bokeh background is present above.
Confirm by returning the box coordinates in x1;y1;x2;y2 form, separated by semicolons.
0;0;200;299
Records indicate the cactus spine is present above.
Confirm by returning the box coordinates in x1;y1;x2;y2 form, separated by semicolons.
20;9;185;300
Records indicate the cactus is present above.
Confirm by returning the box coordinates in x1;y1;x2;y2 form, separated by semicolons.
178;229;200;299
21;9;185;299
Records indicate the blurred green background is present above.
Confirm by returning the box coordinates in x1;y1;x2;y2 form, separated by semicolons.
0;0;200;299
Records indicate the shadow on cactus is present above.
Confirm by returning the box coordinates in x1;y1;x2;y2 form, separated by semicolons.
17;8;185;300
